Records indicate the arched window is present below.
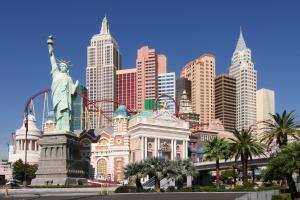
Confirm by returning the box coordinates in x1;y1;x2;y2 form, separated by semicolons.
99;139;109;146
97;159;107;176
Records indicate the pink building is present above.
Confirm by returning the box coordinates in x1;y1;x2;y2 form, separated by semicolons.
158;54;167;74
180;54;216;127
136;46;167;111
116;68;137;111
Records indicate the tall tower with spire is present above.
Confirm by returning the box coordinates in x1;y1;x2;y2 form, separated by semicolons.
229;29;257;131
86;16;121;128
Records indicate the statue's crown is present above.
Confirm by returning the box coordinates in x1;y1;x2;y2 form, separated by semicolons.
57;58;72;68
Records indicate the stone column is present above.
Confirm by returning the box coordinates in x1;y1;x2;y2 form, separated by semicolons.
154;138;157;157
29;140;32;151
171;139;174;160
157;138;160;156
140;136;144;160
182;141;186;159
185;141;188;159
174;140;177;159
144;137;148;159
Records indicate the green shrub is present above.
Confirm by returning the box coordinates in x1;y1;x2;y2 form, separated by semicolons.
272;193;292;200
166;186;176;192
114;185;154;193
115;186;138;193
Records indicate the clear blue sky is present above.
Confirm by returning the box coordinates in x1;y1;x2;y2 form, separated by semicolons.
0;0;299;159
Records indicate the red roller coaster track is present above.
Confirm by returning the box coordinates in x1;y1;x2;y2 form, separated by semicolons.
153;94;179;117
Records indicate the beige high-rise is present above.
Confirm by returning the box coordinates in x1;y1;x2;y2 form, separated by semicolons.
180;54;216;127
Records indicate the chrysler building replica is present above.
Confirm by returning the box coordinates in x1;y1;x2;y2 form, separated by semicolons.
229;29;257;131
86;17;121;128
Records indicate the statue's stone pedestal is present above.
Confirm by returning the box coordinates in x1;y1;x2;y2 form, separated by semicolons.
31;130;87;186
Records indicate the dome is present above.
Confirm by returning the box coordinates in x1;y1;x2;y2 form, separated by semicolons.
113;104;131;119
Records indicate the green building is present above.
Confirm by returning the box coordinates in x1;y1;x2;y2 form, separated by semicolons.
71;85;87;131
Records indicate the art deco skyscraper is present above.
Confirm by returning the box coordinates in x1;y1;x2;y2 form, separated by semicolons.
86;17;121;128
180;54;216;127
229;29;257;131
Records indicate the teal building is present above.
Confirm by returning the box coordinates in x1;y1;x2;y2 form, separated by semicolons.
71;85;88;131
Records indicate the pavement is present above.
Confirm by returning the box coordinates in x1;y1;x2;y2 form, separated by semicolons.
1;192;245;200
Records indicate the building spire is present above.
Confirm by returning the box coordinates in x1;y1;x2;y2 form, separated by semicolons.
100;15;110;35
235;27;247;52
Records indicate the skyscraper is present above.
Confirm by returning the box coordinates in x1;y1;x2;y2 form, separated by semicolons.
136;46;167;111
71;85;87;131
229;29;257;131
176;77;191;103
215;75;236;133
86;17;121;128
158;72;176;113
180;54;216;127
256;88;275;135
116;68;137;111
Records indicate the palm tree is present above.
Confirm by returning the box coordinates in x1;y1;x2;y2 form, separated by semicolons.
260;110;300;148
124;161;144;190
204;137;231;188
143;157;171;192
265;142;300;198
229;128;265;186
170;159;196;189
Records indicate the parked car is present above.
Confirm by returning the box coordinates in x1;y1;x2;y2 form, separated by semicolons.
6;179;20;189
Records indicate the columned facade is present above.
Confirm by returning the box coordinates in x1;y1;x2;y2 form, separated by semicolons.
129;106;190;162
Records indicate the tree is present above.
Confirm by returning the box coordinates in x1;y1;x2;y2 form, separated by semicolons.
260;110;300;197
124;161;144;190
204;137;230;188
12;159;38;184
229;128;265;186
143;157;172;192
170;159;196;189
260;110;300;148
264;142;300;198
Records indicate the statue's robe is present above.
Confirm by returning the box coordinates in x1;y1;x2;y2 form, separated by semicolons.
51;67;76;131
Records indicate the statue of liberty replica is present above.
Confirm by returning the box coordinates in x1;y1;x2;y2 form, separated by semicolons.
32;36;87;186
47;35;78;132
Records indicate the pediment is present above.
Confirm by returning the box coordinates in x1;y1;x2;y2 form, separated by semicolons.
153;110;179;122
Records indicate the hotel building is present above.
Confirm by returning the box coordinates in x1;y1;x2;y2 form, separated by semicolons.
158;72;176;113
229;30;257;131
86;17;121;128
180;54;216;127
215;75;236;133
116;68;137;111
136;46;167;111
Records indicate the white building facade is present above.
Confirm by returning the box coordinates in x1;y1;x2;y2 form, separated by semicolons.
229;30;257;131
256;88;275;135
8;114;42;165
86;16;121;128
158;72;176;113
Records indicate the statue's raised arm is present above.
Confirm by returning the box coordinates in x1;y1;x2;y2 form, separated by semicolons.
47;35;79;132
47;35;59;75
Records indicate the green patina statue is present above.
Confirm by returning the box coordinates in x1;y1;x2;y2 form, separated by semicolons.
47;35;79;132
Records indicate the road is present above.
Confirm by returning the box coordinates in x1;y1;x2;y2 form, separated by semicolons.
2;192;245;200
